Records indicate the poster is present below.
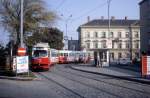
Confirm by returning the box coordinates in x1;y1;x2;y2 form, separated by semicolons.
16;56;29;73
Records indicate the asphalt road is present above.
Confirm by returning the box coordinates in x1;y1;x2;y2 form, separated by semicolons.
0;64;150;98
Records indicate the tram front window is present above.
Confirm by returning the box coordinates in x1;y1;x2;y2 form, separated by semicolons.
33;50;48;57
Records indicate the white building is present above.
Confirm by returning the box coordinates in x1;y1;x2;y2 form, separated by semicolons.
78;17;140;64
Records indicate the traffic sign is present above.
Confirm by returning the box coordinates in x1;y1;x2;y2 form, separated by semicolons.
17;47;26;56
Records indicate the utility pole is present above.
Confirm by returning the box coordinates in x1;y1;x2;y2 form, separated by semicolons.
61;14;72;50
108;0;111;36
20;0;24;47
107;0;112;65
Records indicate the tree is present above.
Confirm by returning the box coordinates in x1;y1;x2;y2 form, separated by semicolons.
42;28;64;50
27;27;64;50
0;0;57;52
0;43;7;66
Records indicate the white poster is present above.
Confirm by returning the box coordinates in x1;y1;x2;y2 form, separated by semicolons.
16;56;29;73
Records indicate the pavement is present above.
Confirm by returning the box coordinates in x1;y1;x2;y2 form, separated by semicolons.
0;70;36;81
71;63;150;85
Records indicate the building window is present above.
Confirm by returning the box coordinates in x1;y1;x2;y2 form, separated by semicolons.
134;31;139;38
118;53;122;58
86;43;90;49
134;40;139;49
94;42;98;48
118;32;121;38
94;32;98;38
101;32;106;38
125;52;130;58
110;52;114;60
109;32;113;38
86;32;90;38
125;32;129;38
125;41;130;49
118;41;122;49
135;52;139;58
101;40;106;48
135;43;139;49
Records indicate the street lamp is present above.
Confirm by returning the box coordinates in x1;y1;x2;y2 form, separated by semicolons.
107;0;112;49
107;0;112;65
107;0;112;35
61;14;72;50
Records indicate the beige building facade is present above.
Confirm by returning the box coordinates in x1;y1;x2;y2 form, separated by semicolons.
78;18;140;62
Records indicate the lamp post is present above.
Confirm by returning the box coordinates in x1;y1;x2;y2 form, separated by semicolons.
107;0;112;36
107;0;112;65
61;14;72;50
20;0;24;47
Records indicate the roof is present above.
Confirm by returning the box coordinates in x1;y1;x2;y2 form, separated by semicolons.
81;19;140;27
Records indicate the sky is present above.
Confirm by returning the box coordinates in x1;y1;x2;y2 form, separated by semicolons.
0;0;141;45
45;0;140;40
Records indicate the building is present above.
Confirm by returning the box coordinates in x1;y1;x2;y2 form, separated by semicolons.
139;0;150;54
77;17;140;64
68;39;79;51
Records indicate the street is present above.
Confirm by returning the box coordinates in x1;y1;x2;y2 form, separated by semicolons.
0;64;150;98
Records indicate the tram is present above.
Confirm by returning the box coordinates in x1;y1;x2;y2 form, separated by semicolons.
31;43;58;70
31;43;93;70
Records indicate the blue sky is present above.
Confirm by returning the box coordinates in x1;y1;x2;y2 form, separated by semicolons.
0;0;141;45
45;0;140;40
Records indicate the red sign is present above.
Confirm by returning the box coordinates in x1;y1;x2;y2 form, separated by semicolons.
142;56;150;76
142;56;147;76
17;47;26;56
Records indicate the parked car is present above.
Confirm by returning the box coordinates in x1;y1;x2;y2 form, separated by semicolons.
118;58;131;65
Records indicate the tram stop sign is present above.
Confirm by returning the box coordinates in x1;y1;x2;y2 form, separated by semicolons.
17;47;26;56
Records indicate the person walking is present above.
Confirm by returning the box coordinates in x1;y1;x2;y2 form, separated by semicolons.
97;54;101;67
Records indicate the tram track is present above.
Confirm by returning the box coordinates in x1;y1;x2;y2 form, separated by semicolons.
51;71;122;98
37;72;85;98
55;65;150;96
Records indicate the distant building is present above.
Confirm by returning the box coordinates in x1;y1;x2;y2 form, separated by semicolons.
68;40;79;51
139;0;150;54
77;17;140;62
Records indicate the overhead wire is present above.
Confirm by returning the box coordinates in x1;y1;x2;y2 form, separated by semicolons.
55;0;66;10
70;0;108;22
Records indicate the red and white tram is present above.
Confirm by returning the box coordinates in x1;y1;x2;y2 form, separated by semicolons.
31;43;93;70
31;43;58;70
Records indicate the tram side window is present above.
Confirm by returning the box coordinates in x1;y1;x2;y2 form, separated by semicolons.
51;52;56;57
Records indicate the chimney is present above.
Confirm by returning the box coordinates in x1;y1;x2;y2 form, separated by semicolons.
101;16;104;20
111;16;115;20
87;16;90;22
125;16;128;20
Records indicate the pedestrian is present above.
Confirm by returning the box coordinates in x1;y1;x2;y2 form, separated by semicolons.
97;55;101;67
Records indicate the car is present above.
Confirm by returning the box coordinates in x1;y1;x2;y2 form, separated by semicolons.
118;58;131;65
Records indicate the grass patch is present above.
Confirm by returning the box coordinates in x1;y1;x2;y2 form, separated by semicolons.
17;71;36;78
0;70;36;78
